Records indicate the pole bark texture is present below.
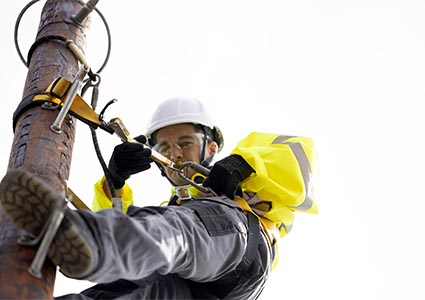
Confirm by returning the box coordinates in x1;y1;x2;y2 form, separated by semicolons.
0;0;90;298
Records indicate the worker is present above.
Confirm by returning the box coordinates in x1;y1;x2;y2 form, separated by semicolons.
1;97;319;299
0;97;278;299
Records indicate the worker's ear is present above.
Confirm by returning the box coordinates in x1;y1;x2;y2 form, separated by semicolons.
207;140;218;156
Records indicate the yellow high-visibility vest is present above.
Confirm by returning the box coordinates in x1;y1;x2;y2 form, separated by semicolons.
232;132;319;239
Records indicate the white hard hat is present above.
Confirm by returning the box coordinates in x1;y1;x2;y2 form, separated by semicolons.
145;97;224;152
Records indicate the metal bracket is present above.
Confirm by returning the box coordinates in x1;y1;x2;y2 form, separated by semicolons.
18;197;69;279
175;185;192;201
50;66;89;133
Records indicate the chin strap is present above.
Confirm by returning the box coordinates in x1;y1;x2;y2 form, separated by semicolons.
199;126;216;167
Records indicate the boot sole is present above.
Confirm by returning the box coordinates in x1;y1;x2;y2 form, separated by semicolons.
0;169;94;278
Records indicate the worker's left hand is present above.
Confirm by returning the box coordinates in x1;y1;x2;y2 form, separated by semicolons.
203;155;254;199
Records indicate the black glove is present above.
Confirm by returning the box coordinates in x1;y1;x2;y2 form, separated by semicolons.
203;155;254;199
108;135;153;189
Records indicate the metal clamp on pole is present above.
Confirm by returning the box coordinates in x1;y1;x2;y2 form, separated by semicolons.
51;66;89;133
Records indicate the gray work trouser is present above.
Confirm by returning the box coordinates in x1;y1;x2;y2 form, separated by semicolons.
56;197;272;300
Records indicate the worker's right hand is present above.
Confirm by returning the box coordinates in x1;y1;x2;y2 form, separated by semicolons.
108;138;153;189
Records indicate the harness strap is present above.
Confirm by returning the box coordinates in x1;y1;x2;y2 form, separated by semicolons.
186;201;261;299
235;211;260;272
233;197;279;247
207;207;261;298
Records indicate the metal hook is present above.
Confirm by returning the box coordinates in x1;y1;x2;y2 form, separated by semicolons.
99;98;117;121
81;73;101;97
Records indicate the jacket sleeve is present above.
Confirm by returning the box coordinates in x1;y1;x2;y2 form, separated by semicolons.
92;176;134;213
231;132;319;238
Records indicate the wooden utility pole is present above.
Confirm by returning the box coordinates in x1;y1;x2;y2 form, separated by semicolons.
0;0;90;298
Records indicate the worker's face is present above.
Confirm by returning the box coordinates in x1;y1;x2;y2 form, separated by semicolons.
155;123;217;185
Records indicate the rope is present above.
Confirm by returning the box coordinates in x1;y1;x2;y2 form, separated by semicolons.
81;78;117;199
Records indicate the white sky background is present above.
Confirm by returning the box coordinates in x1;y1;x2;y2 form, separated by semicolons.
1;1;425;299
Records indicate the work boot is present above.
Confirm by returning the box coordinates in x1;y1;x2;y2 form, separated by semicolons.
0;168;99;279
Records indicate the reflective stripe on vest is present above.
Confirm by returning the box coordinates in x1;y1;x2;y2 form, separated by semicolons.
271;135;314;211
